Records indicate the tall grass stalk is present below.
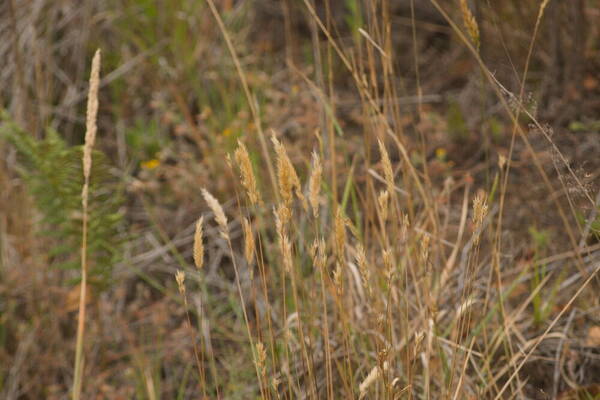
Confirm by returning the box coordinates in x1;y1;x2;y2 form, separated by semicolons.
72;48;101;400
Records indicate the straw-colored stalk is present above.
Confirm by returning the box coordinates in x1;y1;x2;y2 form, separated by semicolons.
333;262;343;295
378;190;390;223
202;187;264;393
174;269;207;395
72;48;101;400
383;249;393;280
420;235;431;265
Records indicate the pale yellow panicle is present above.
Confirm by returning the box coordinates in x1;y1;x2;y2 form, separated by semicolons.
311;238;327;270
355;243;372;298
308;151;323;218
175;270;186;295
472;190;488;245
334;209;348;260
255;342;267;377
378;190;389;223
83;49;101;180
377;139;394;195
234;141;262;205
193;217;204;269
201;189;229;239
272;136;306;209
459;0;480;51
242;217;255;265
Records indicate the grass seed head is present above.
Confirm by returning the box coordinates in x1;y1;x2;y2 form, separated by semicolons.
175;270;186;295
472;190;488;245
377;139;394;194
193;216;204;269
272;135;306;209
242;217;255;266
83;49;101;180
308;151;323;218
202;189;229;239
378;190;390;223
255;342;267;377
383;249;393;279
274;204;291;240
234;141;261;205
311;238;327;270
355;244;371;297
334;209;348;260
460;0;480;51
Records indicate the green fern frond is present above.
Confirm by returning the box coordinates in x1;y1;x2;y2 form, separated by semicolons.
0;111;124;289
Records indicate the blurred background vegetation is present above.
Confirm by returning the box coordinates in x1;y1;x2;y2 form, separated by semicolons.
0;0;599;398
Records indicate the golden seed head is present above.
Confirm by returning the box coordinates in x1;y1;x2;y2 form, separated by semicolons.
472;190;488;227
273;205;290;243
234;141;261;205
308;151;323;218
472;190;488;245
456;297;476;319
377;139;394;194
242;217;255;265
193;216;204;269
311;238;327;270
83;49;101;180
383;249;393;278
359;363;385;398
460;0;480;51
334;209;348;260
272;136;306;209
255;342;267;376
175;269;186;294
201;189;229;239
355;244;371;296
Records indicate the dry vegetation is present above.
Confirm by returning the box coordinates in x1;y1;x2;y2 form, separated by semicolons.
1;0;600;399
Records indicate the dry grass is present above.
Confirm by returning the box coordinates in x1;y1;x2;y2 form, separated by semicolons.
72;48;101;400
1;1;600;399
